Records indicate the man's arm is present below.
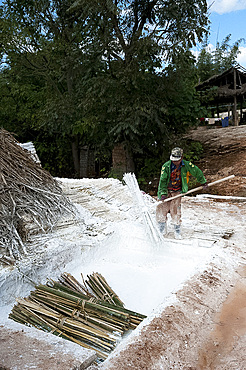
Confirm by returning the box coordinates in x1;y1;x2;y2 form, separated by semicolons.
157;164;169;199
186;161;206;184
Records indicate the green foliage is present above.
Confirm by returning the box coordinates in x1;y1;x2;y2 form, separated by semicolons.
137;177;148;187
0;0;209;177
196;48;214;82
108;167;125;181
137;158;163;180
183;141;204;162
34;132;74;177
196;35;244;82
162;50;205;133
213;35;244;73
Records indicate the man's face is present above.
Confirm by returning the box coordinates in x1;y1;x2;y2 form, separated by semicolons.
172;158;182;167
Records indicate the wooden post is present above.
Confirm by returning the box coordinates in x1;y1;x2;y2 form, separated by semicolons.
227;104;230;123
216;103;219;117
240;99;243;124
233;68;238;126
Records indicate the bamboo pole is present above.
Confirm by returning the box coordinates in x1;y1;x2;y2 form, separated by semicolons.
10;301;108;359
123;172;163;244
162;175;235;203
96;273;124;307
33;285;129;321
85;272;124;307
9;272;146;361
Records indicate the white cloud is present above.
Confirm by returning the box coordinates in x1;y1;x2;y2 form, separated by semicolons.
237;46;246;67
208;0;246;14
206;43;216;53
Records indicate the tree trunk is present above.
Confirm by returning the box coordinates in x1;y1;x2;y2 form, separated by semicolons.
71;135;80;177
80;146;96;178
112;142;135;176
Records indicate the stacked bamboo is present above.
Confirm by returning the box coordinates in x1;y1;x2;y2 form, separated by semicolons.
85;272;125;307
9;272;146;360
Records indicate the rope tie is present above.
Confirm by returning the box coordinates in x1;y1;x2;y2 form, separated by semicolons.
76;298;83;309
83;311;90;321
71;309;80;318
57;315;67;330
102;293;111;302
89;297;97;303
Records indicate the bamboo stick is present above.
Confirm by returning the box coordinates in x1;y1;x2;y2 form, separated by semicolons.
162;174;235;203
93;273;124;307
0;129;76;260
42;279;146;326
11;299;115;356
34;285;130;321
31;295;123;334
13;304;108;359
9;272;146;361
58;272;90;295
31;290;129;332
123;172;163;244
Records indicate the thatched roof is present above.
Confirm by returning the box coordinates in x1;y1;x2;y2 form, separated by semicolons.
196;63;246;105
0;129;75;261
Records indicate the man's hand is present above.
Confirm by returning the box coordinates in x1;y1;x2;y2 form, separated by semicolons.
160;195;168;201
202;182;209;190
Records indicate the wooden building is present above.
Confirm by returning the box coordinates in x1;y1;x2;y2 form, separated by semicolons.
196;63;246;126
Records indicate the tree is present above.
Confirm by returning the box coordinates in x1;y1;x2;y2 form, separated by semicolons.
196;35;244;82
69;0;209;171
1;0;209;177
1;0;102;175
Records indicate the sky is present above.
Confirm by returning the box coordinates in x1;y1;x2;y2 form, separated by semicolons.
200;0;246;68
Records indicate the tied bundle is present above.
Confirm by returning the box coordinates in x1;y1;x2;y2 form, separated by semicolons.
9;272;146;360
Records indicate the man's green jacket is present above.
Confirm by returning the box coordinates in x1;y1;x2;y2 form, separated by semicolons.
157;160;206;199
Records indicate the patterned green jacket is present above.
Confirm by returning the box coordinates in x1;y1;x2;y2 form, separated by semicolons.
157;159;206;199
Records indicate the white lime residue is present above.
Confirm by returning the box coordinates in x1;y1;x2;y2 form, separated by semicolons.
1;176;242;355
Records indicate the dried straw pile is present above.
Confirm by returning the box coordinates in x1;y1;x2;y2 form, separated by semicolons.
0;129;75;261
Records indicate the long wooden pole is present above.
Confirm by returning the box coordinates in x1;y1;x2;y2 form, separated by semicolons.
162;174;235;203
233;68;238;126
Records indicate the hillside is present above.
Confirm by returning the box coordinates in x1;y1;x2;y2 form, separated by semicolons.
189;125;246;197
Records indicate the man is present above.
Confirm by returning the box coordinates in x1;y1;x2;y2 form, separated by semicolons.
156;147;208;239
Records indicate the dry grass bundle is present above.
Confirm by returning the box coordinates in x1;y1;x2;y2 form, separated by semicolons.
0;129;76;260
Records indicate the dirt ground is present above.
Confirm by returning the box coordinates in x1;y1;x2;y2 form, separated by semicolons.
1;125;246;369
189;125;246;197
197;268;246;369
0;326;97;370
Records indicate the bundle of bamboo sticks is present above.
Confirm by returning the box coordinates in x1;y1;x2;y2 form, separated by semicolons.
85;272;125;307
123;172;163;244
9;272;146;360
